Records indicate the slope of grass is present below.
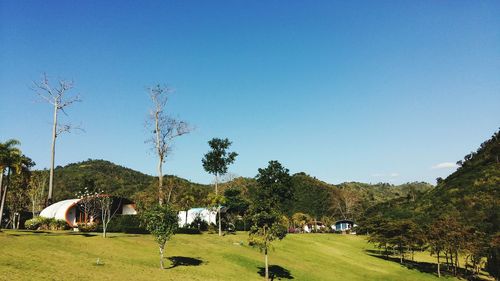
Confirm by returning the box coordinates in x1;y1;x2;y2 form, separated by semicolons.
0;230;457;281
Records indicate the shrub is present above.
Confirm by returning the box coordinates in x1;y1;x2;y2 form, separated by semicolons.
189;215;209;231
24;217;43;230
24;217;69;230
176;227;202;234
50;219;70;230
78;222;98;232
105;215;148;234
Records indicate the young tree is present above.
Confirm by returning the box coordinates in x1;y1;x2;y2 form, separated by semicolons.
75;187;99;225
202;138;238;236
32;73;82;205
141;203;179;269
146;84;190;205
96;194;121;238
248;160;293;280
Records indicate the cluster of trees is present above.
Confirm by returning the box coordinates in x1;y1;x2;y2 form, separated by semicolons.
361;129;500;280
0;140;36;229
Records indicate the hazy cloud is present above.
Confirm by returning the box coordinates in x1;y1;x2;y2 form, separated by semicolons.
432;162;459;169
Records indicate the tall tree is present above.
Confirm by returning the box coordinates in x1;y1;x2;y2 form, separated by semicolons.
1;140;26;228
146;84;190;205
202;138;238;236
0;139;21;208
0;144;34;228
331;187;361;220
32;73;81;205
248;160;293;281
28;170;48;217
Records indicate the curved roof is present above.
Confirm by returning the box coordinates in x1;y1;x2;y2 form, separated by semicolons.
40;199;81;221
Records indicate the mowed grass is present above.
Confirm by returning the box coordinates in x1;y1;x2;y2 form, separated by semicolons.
0;230;457;281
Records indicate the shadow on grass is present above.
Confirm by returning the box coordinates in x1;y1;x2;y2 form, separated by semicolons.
8;230;99;237
366;251;487;281
167;256;204;269
257;265;294;281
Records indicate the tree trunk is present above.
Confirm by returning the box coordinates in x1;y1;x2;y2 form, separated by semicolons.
32;199;36;218
158;158;163;205
215;173;222;236
437;251;441;278
159;244;165;269
265;248;269;281
185;210;189;227
0;168;11;229
0;170;3;204
48;102;58;206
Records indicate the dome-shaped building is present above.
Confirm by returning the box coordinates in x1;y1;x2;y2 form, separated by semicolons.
40;197;137;227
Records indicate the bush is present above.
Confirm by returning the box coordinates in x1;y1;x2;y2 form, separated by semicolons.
50;219;70;230
188;214;209;231
105;215;148;234
24;217;69;230
176;227;202;234
78;222;98;232
24;217;42;230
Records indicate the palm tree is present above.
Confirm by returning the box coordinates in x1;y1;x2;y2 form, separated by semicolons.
0;139;21;194
0;140;32;228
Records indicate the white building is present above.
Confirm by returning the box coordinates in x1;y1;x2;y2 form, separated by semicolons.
178;207;218;227
40;197;137;227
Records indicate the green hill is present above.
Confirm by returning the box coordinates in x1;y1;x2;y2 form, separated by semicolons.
420;129;500;234
43;159;432;219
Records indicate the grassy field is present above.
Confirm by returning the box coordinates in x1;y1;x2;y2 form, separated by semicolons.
0;230;460;281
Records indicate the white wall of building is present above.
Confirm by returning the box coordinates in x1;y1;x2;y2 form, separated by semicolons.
178;208;217;226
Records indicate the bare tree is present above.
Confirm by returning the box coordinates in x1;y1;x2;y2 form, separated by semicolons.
32;73;82;205
28;170;48;217
76;188;99;225
96;194;121;238
331;187;361;220
146;84;191;205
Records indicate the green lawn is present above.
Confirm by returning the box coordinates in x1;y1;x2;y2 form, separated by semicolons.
0;230;459;281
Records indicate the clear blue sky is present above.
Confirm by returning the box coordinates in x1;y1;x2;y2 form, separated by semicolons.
1;1;499;185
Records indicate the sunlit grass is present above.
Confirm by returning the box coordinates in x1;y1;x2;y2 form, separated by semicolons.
0;230;459;281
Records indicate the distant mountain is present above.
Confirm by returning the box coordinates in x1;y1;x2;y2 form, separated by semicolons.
48;159;207;202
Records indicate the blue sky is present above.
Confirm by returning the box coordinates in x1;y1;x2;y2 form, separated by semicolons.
1;1;499;185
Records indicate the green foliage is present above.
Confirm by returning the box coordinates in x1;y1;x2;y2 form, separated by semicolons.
248;209;288;251
78;222;98;232
253;160;293;211
105;215;148;234
141;203;179;247
189;214;209;231
24;217;69;230
248;160;292;261
175;227;202;234
24;217;42;230
202;138;238;176
51;159;154;201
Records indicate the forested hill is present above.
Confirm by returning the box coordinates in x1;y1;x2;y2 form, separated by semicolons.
419;129;500;230
50;159;155;201
40;159;432;219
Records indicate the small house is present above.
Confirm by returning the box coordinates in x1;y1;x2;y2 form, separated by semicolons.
334;219;357;234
